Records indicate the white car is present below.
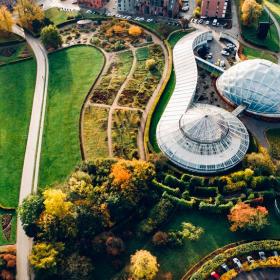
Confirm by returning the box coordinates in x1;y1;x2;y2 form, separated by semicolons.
273;251;278;257
221;263;229;272
207;53;213;59
86;10;92;14
205;20;210;25
247;256;254;264
212;19;218;26
233;258;242;269
259;251;266;260
221;50;230;56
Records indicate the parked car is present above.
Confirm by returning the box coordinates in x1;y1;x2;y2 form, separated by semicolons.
233;258;242;269
221;50;230;56
205;20;210;25
247;256;254;264
211;271;220;279
198;19;203;24
212;19;218;26
193;18;198;23
273;251;278;257
207;53;213;59
259;251;266;260
221;263;229;272
182;6;189;11
220;60;225;67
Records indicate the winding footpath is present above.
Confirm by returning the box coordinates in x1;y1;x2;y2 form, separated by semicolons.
12;25;49;280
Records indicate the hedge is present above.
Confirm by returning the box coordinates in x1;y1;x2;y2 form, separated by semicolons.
194;186;218;197
162;192;196;208
198;201;233;213
189;240;280;280
164;174;188;190
152;179;180;195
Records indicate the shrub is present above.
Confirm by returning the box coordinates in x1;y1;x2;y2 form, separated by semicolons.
151;180;180;195
152;231;169;247
146;59;157;71
128;25;142;36
251;176;270;190
189;176;204;187
41;25;62;49
164;175;188;190
162;192;195;209
194;187;217;197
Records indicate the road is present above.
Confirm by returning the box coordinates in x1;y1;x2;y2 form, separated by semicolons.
12;25;49;280
235;267;280;279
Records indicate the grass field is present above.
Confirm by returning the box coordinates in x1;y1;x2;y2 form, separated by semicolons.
238;0;280;52
39;46;104;187
167;30;194;48
83;105;109;160
0;59;36;208
266;128;280;159
265;0;280;25
242;45;278;63
45;7;78;25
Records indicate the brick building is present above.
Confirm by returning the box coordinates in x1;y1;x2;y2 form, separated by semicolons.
201;0;228;18
78;0;105;9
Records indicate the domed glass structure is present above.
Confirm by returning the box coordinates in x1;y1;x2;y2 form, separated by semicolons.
216;59;280;118
157;104;249;173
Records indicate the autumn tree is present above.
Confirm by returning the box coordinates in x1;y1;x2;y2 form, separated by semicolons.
180;222;204;241
128;25;142;36
15;0;44;29
228;202;269;232
241;0;263;26
130;250;159;280
0;6;14;33
146;59;157;71
41;25;62;49
29;242;64;275
105;236;125;256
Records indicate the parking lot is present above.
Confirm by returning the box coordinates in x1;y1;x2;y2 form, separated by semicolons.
235;268;280;280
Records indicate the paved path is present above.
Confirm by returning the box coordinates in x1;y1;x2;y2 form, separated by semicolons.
235;268;280;279
12;25;49;280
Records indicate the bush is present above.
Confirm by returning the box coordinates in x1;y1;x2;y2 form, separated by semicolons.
162;192;196;209
251;176;270;190
146;59;157;71
41;25;62;49
194;187;217;197
164;175;188;190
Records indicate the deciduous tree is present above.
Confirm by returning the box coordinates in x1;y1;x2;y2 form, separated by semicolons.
241;0;263;26
41;25;62;49
130;250;159;280
228;202;269;232
180;222;204;240
128;25;142;36
0;6;14;32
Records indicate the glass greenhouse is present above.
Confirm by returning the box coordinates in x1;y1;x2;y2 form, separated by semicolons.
216;59;280;118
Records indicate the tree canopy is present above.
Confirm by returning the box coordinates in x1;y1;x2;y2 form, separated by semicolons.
241;0;263;26
0;6;14;32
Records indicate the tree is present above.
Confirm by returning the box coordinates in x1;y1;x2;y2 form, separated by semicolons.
228;202;269;232
68;171;94;198
15;0;44;29
43;188;73;219
41;25;62;49
105;236;125;256
193;6;201;17
62;253;94;280
18;194;44;237
241;0;263;26
179;18;189;30
180;222;204;241
128;25;142;37
0;6;14;32
130;250;159;280
152;231;169;247
29;242;64;274
146;59;157;71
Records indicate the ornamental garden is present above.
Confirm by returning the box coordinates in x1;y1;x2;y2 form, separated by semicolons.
0;1;280;280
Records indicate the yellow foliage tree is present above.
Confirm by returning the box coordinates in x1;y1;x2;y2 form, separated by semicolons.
29;242;64;271
128;25;142;37
112;25;124;34
241;0;263;26
0;6;14;32
68;171;94;198
111;161;132;189
130;250;159;280
43;189;73;219
14;0;44;29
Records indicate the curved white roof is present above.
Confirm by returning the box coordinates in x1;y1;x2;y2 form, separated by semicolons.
217;59;280;118
156;31;249;174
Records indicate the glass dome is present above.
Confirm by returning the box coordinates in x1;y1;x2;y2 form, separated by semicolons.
157;104;249;173
216;59;280;118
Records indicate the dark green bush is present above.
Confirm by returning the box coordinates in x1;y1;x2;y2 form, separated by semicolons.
151;179;180;195
164;175;188;190
194;187;217;197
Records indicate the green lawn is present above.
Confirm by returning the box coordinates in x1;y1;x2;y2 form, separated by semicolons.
265;0;280;25
242;45;278;63
39;46;104;187
168;29;194;48
238;0;280;52
45;7;78;25
0;59;36;208
266;128;280;159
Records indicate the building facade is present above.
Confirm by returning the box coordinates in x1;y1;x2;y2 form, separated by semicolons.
201;0;228;18
78;0;105;9
117;0;179;17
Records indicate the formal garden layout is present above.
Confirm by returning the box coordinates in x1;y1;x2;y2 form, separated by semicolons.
1;0;280;279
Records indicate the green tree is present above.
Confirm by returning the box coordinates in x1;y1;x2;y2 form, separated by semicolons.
41;25;62;49
130;250;159;280
18;194;44;237
180;222;204;241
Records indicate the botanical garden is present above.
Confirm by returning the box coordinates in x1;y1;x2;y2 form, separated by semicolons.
0;0;280;279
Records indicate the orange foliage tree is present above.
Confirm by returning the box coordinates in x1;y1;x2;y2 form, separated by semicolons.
128;25;142;37
228;202;269;232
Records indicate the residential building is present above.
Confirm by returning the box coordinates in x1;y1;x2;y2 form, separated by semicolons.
201;0;228;18
78;0;105;9
117;0;135;13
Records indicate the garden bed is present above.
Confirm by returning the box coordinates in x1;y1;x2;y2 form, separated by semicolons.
118;44;165;109
112;109;142;159
83;105;109;160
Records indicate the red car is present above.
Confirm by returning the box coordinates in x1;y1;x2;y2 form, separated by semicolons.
211;271;220;280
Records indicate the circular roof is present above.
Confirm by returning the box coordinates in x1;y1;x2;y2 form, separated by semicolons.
216;59;280;118
157;104;249;173
179;111;229;143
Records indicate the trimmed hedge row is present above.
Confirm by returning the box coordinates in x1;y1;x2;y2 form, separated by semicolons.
189;240;280;280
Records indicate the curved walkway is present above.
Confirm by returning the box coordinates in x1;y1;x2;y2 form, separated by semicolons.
12;25;49;280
